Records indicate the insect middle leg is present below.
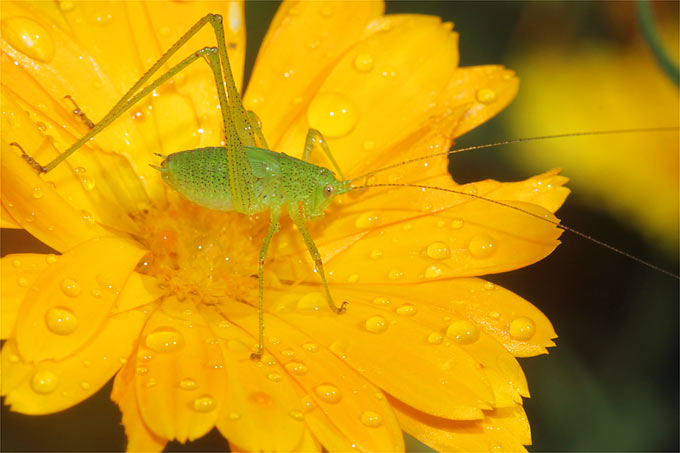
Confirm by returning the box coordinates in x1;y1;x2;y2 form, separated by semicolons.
287;204;348;315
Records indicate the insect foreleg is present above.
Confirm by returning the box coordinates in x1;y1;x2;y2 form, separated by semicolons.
251;208;282;360
287;204;348;315
302;129;346;181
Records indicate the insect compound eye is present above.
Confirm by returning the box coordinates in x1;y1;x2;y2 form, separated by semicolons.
323;184;334;198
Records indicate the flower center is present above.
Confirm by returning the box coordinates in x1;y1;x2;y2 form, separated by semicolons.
135;196;268;306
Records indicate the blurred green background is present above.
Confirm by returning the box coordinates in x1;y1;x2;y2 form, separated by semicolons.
2;2;678;452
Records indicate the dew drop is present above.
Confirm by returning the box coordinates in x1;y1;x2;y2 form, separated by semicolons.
31;370;58;394
484;281;496;290
17;277;29;287
267;372;281;382
395;303;417;316
360;410;383;427
424;265;442;279
59;1;75;12
476;88;497;104
489;311;501;320
81;210;95;225
60;278;81;297
179;378;197;391
281;348;295;358
80;381;91;390
314;384;342;403
136;366;148;375
353;53;374;72
369;249;383;260
297;292;323;313
468;233;496;258
80;176;96;191
446;320;480;344
8;354;20;363
387;269;404;281
31;186;44;199
228;411;241;420
372;296;390;305
354;211;379;229
46;255;57;264
307;92;359;138
364;315;388;334
329;340;347;359
302;342;319;353
250;391;272;405
427;331;444;344
509;317;536;341
301;394;316;412
145;327;185;353
45;307;78;335
12;259;21;268
193;395;217;412
2;17;56;63
426;241;450;260
145;377;157;388
285;361;309;376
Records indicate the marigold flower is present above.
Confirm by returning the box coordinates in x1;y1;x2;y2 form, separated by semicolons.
1;1;569;451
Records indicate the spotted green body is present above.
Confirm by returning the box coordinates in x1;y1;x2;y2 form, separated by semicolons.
159;146;348;217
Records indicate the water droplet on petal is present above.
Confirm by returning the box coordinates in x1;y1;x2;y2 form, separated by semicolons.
364;315;388;334
347;274;360;283
45;307;78;335
354;211;379;229
301;395;315;412
31;186;44;199
424;265;442;279
468;233;496;258
360;410;383;427
80;381;91;390
369;249;383;260
80;176;96;191
31;370;58;394
228;411;241;420
297;292;323;313
476;88;497;104
509;317;536;341
315;384;341;403
372;297;390;305
17;277;29;287
285;361;309;376
427;331;444;344
353;53;374;72
46;255;57;264
446;320;480;344
250;391;272;405
490;311;501;319
307;92;359;138
59;1;75;12
387;269;404;281
145;327;185;353
395;303;417;316
193;395;217;412
302;342;319;353
289;409;304;421
427;241;450;260
8;354;20;363
484;281;496;290
136;366;148;375
60;278;81;297
281;348;295;358
179;378;197;391
267;372;281;382
2;17;56;63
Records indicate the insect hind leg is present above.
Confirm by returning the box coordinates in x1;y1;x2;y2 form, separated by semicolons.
64;95;94;129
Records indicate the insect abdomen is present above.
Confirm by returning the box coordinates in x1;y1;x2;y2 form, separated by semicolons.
161;147;234;211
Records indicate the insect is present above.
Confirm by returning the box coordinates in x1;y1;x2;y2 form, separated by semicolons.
2;1;676;450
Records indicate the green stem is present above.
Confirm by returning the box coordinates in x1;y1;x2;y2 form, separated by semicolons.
636;0;679;87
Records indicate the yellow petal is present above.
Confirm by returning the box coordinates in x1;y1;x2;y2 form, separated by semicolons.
1;253;52;339
273;175;562;284
113;272;164;313
1;93;111;252
15;236;146;361
1;203;20;228
111;349;168;453
135;298;226;443
198;305;306;453
376;279;557;357
266;286;495;420
275;14;459;176
327;284;530;406
221;301;405;452
486;169;570;214
441;65;519;139
391;397;529;452
245;1;384;145
1;307;148;415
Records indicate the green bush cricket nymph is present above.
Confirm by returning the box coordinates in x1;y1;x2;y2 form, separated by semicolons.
16;13;678;363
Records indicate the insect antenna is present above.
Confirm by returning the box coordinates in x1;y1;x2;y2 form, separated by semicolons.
346;127;680;184
349;182;680;280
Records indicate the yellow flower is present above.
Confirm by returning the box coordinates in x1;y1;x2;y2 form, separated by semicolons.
1;1;568;451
